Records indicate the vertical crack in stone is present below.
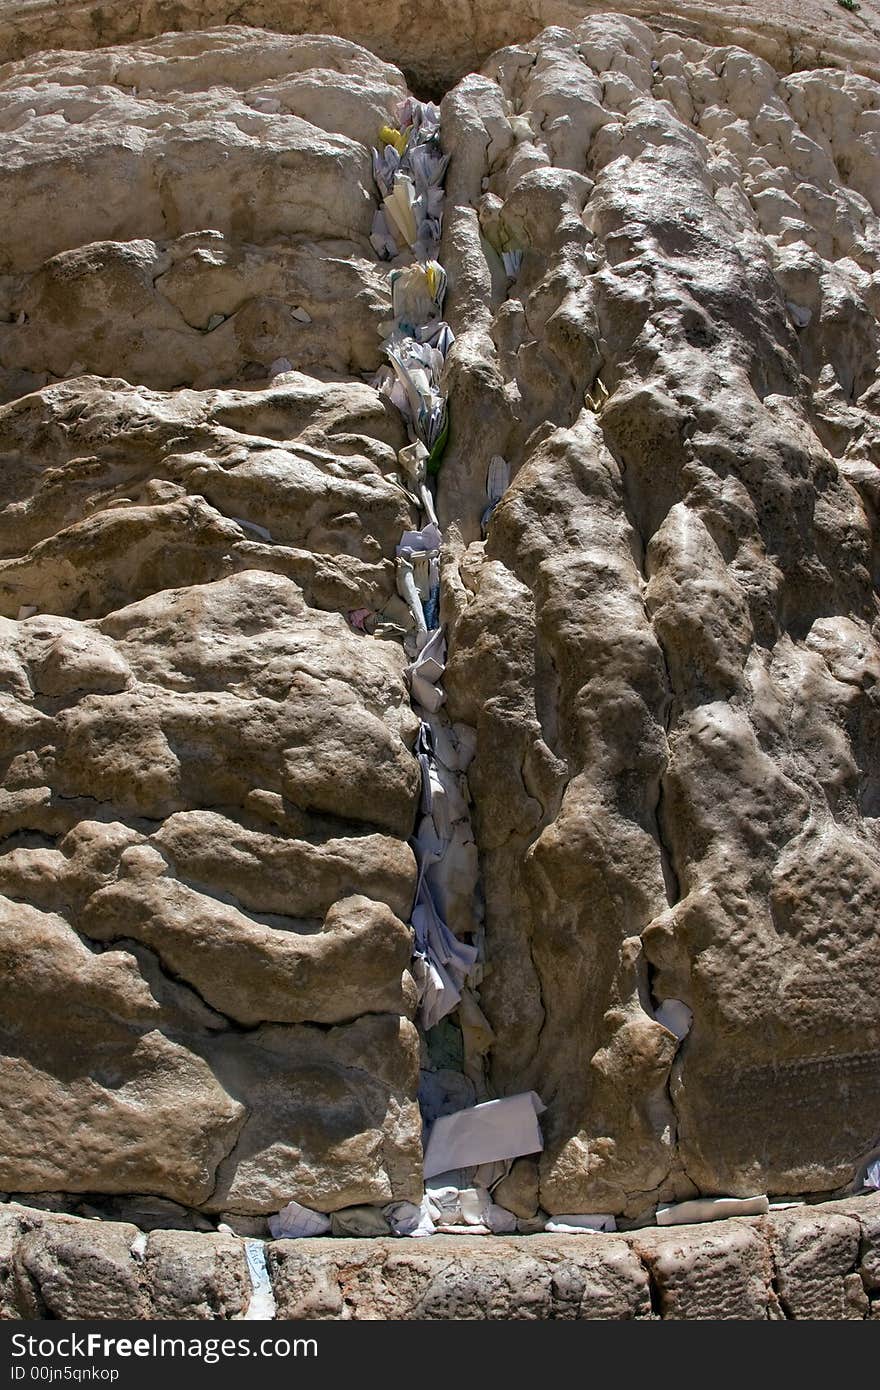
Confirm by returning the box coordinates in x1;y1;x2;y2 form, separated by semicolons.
1;2;880;1241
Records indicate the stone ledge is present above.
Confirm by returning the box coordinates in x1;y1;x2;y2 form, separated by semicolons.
1;1193;878;1319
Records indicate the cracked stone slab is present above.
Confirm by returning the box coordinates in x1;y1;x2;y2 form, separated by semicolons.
267;1232;651;1319
628;1220;775;1319
1;1197;877;1319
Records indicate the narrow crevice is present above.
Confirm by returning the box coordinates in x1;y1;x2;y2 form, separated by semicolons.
645;1262;664;1319
654;774;682;909
768;1247;793;1320
5;11;880;1277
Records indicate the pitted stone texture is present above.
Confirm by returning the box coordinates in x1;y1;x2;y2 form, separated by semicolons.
13;1213;150;1320
856;1205;880;1292
629;1220;773;1320
0;542;423;1206
0;1207;24;1319
493;1158;540;1219
268;1233;650;1319
3;236;393;393
0;892;245;1205
0;31;406;400
0;33;392;275
1;5;879;1226
0;27;426;1217
145;1229;250;1320
0;378;412;618
767;1208;866;1318
0;570;421;1002
0;888;422;1211
80;884;415;1028
205;1016;422;1214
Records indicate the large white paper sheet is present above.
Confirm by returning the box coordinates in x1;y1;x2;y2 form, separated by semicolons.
423;1092;545;1179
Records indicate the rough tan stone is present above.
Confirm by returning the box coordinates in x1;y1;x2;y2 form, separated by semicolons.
767;1208;865;1318
145;1229;250;1319
0;53;381;276
493;1159;540;1219
857;1204;880;1292
205;1016;423;1214
268;1231;650;1319
0;5;878;1246
438;12;880;1216
0;25;429;1219
0;381;411;618
4;237;392;391
80;883;417;1027
14;1213;150;1319
0;1196;873;1318
0;1207;23;1319
629;1220;774;1319
0;893;245;1205
0;3;877;93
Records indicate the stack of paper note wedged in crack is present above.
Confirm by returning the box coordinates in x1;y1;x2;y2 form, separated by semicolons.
407;705;485;1037
371;104;454;477
266;90;614;1247
477;190;526;279
416;1093;547;1235
408;714;484;1034
369;99;480;1041
371;100;448;262
367;95;529;1244
242;1240;277;1318
395;523;442;646
480;454;510;535
656;1196;769;1225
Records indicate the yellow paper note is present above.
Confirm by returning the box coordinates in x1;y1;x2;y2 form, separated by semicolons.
379;124;408;155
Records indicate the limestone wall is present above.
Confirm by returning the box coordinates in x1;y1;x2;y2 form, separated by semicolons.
0;2;878;1284
1;1194;878;1318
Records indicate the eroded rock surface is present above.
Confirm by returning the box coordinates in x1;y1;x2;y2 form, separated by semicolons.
0;7;878;1236
437;12;880;1217
0;31;427;1217
0;0;879;92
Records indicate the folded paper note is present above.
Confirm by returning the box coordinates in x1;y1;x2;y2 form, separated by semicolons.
423;1092;545;1178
